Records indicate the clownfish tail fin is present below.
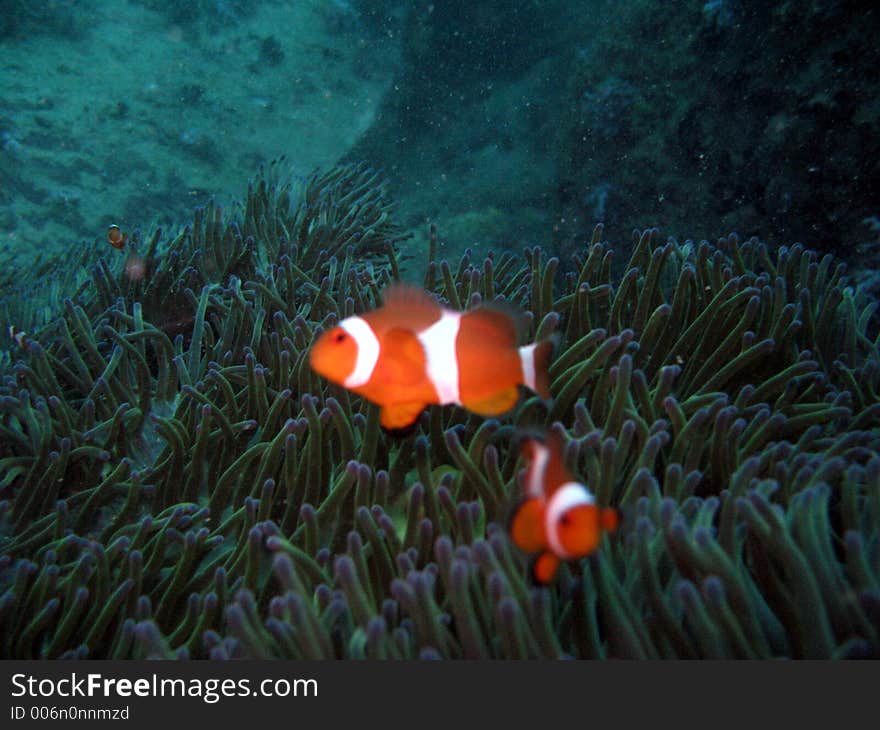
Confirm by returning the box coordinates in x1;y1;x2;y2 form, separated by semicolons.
600;506;620;533
509;497;546;554
519;336;556;399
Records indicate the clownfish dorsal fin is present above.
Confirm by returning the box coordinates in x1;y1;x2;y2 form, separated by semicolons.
518;431;544;457
461;385;519;417
518;434;551;499
463;302;525;349
381;282;439;309
376;283;443;332
542;430;577;496
380;401;426;430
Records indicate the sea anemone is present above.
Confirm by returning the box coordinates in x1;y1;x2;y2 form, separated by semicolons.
1;167;877;659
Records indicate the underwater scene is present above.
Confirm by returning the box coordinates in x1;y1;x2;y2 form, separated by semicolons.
0;0;878;660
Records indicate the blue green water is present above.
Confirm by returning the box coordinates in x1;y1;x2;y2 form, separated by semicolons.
2;1;876;284
0;1;878;660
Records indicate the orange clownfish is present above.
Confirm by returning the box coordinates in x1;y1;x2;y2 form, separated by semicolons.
309;284;554;429
108;224;128;250
510;432;619;584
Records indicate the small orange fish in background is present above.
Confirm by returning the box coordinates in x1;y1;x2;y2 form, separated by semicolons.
309;283;555;429
107;224;127;250
510;432;619;584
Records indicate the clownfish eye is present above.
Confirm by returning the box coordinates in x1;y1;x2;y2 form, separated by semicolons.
334;331;347;344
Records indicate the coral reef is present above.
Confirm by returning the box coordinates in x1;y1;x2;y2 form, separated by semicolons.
1;166;878;659
350;1;880;278
553;0;880;257
0;2;397;273
132;0;259;33
0;0;86;41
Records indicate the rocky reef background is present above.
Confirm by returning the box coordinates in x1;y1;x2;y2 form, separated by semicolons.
350;0;880;281
2;1;878;291
0;0;400;279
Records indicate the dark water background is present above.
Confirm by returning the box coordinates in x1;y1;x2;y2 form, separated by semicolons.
2;0;878;301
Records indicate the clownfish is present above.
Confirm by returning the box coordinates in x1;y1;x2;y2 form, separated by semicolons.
309;284;554;430
7;325;27;349
108;224;127;250
510;432;619;584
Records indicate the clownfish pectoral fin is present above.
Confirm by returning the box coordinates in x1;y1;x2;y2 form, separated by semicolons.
381;328;427;386
462;385;519;416
510;497;546;553
380;401;426;430
517;431;544;460
532;551;561;585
